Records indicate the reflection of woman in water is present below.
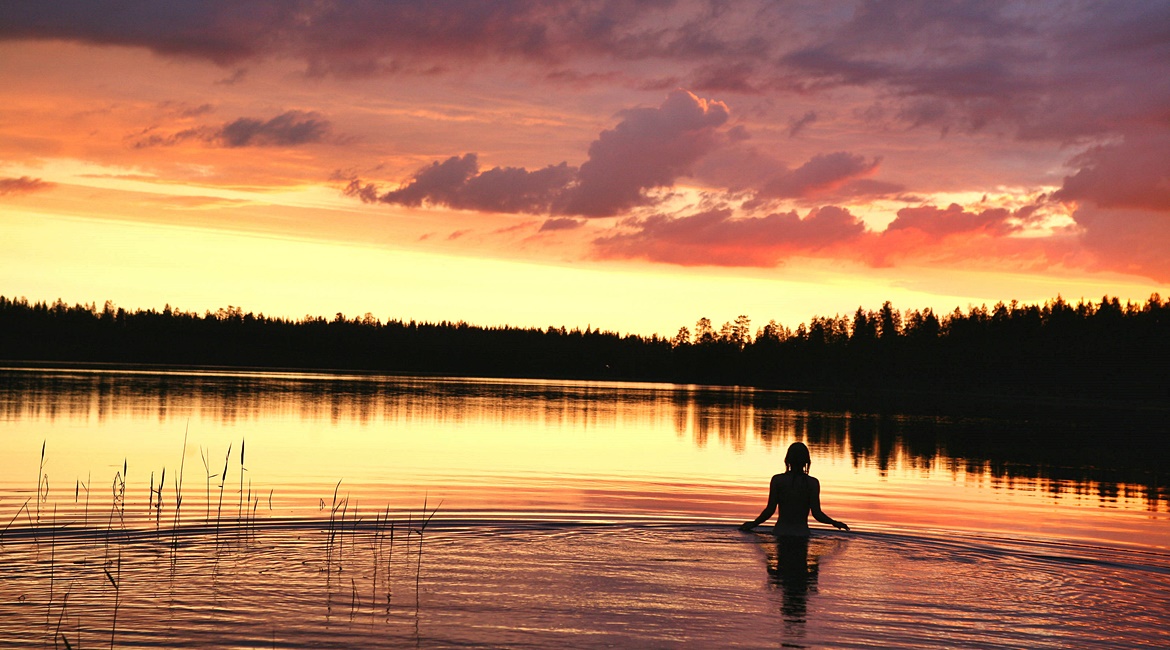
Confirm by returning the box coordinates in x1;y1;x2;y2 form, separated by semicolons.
739;441;850;535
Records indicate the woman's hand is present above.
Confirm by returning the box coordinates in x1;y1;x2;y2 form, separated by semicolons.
833;520;850;532
738;522;757;532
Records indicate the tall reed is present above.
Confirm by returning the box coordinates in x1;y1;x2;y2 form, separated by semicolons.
104;460;126;563
237;438;246;527
36;440;46;526
52;584;73;650
413;495;443;601
215;444;231;543
171;427;187;549
200;447;212;524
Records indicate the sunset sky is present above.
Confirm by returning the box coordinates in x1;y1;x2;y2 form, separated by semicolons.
2;1;1168;336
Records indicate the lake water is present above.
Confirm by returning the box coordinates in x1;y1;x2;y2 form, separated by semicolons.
1;367;1168;648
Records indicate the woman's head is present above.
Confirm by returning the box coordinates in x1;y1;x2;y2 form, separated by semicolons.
784;441;811;474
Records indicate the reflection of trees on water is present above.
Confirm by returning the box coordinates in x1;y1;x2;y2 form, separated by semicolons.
2;370;1166;511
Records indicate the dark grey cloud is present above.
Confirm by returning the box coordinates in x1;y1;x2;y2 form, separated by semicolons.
0;1;689;73
347;153;576;215
539;217;584;232
787;111;817;138
776;1;1170;141
5;1;1166;147
217;111;330;147
134;110;331;148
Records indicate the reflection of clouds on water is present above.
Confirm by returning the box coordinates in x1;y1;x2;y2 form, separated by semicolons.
1;368;1166;512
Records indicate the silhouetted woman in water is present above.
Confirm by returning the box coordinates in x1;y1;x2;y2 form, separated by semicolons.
739;442;849;535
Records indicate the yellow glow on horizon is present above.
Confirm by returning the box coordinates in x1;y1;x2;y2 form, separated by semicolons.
3;208;1166;337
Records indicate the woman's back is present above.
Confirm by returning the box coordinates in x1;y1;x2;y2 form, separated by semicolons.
773;471;818;536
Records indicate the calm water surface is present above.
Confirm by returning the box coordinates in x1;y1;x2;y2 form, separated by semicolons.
1;367;1167;648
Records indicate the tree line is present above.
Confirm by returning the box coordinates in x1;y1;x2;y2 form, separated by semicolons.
2;294;1167;404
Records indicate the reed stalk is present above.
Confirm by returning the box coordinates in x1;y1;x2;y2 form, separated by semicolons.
2;498;31;541
105;461;126;562
215;444;231;543
53;585;72;650
388;513;395;605
327;480;342;571
337;496;349;567
413;495;443;602
172;427;187;550
160;467;166;530
200;447;212;524
36;440;45;526
237;438;246;528
251;494;259;544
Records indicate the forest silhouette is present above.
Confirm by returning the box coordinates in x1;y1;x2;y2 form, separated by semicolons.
1;294;1167;405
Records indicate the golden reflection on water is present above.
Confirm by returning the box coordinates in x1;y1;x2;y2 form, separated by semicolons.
0;368;1166;550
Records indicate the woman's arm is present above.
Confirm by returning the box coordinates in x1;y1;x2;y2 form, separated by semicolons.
739;475;780;531
808;477;849;531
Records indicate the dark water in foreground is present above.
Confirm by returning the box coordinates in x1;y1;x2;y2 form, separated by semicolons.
2;521;1168;649
1;367;1168;647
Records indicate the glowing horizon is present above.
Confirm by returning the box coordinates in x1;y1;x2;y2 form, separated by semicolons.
2;4;1168;336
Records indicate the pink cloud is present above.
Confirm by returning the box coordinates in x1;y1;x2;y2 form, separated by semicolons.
0;176;55;196
592;206;866;266
1048;132;1170;282
693;145;897;204
347;90;729;217
560;90;729;216
1055;134;1170;212
590;200;1085;275
860;202;1071;270
1071;206;1170;282
886;203;1020;238
758;151;881;200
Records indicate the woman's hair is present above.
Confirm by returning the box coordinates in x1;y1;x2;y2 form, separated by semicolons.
784;441;811;474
